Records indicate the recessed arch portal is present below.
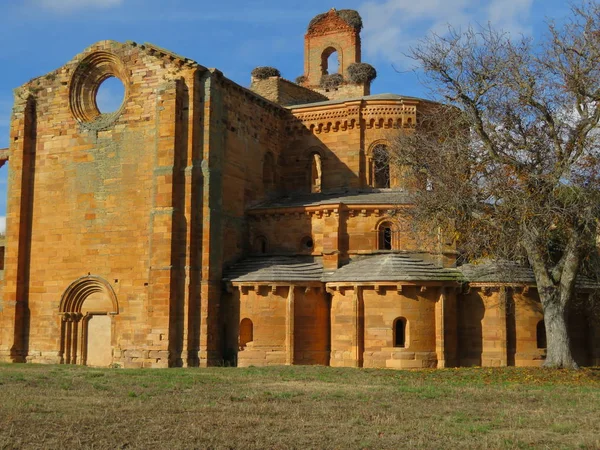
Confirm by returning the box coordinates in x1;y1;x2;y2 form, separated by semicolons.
59;276;118;367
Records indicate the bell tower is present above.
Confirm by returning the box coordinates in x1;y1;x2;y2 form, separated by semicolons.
301;9;374;100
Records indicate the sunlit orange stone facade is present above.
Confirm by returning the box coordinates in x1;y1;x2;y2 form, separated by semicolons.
0;9;597;368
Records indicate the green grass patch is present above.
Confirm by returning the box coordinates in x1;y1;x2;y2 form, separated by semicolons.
0;364;599;449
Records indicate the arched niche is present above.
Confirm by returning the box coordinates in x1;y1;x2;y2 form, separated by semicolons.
239;318;254;350
59;276;118;367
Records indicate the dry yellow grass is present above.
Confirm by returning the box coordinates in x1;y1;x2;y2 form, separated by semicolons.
1;364;599;449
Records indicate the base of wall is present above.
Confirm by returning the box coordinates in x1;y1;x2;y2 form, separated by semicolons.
238;346;287;367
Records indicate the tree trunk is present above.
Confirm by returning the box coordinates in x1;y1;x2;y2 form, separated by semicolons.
541;292;578;369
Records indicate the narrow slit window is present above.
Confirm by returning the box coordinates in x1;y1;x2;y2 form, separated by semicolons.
394;318;406;348
536;320;546;349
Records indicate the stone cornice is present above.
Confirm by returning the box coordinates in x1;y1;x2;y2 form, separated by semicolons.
248;203;412;219
287;98;420;136
325;282;461;293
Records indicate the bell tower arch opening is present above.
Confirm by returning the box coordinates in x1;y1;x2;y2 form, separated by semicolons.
59;276;118;367
321;47;340;75
303;8;370;99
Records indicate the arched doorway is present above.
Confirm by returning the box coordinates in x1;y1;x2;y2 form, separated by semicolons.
59;276;118;367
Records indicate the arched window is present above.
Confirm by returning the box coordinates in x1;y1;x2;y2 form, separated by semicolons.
253;236;267;254
310;153;322;193
321;47;339;75
372;144;390;188
394;317;407;348
536;320;546;349
378;221;395;250
239;318;253;350
263;152;276;191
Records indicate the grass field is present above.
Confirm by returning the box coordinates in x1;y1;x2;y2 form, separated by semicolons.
0;364;599;449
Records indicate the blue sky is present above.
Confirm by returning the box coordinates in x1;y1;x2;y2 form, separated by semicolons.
0;0;572;232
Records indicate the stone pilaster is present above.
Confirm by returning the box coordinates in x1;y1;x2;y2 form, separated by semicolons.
286;285;295;365
435;287;446;368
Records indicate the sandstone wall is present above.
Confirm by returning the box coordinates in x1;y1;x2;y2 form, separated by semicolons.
248;206;439;261
250;77;328;107
0;41;205;367
285;98;419;193
237;286;288;367
214;77;287;268
328;285;440;369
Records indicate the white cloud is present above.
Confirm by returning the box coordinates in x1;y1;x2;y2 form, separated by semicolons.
487;0;534;35
36;0;124;12
360;0;533;67
0;217;6;235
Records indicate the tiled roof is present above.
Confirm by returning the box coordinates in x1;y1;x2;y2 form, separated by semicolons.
324;253;463;283
224;255;600;290
224;256;323;283
459;261;535;284
288;93;425;109
224;254;461;284
251;189;414;209
459;261;600;289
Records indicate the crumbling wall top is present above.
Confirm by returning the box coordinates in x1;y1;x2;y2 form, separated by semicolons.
307;8;363;34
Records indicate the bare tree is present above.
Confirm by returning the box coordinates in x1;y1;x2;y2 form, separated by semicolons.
393;2;600;368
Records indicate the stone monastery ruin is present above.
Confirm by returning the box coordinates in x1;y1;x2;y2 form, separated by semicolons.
0;9;598;368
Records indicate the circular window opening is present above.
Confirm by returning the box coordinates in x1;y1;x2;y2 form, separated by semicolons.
70;52;128;128
301;236;314;252
96;76;125;114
